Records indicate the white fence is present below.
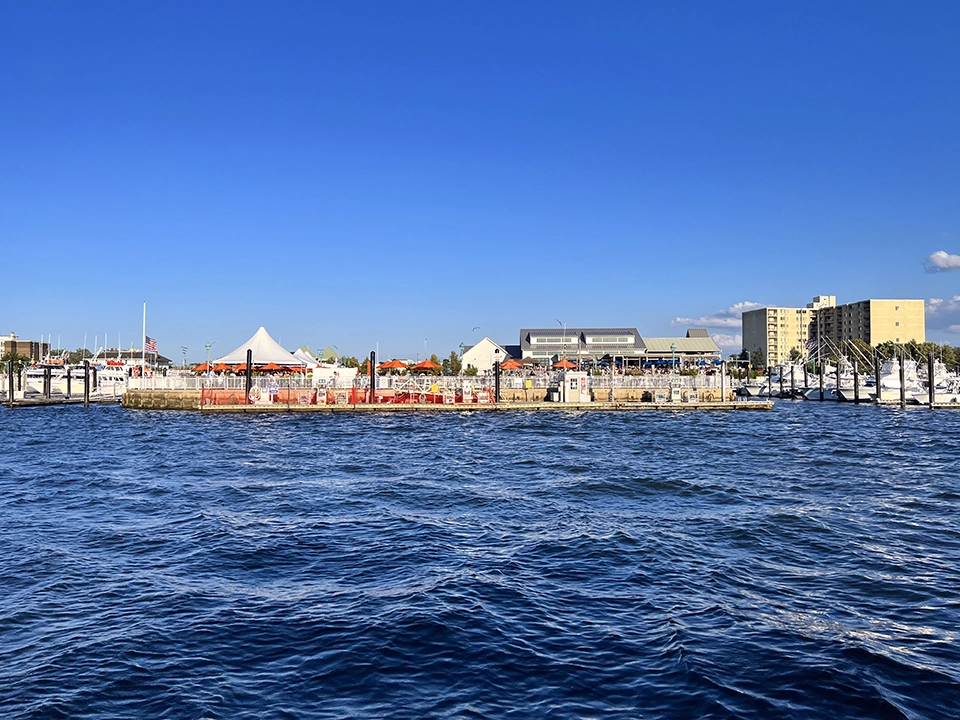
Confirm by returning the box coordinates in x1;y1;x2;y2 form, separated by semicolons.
6;370;745;397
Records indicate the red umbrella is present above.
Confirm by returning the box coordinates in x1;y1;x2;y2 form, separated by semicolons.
193;362;210;373
378;359;408;370
411;359;441;371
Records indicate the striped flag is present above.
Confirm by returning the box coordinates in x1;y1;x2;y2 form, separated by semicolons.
145;336;158;354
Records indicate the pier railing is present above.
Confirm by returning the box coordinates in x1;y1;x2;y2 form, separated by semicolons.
116;371;734;394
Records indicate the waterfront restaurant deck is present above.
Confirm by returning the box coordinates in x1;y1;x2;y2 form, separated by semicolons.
118;371;771;412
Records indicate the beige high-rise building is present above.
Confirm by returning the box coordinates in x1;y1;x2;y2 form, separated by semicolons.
814;299;925;346
742;295;925;366
741;302;824;366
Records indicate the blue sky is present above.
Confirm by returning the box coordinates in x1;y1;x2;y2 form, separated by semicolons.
3;2;959;362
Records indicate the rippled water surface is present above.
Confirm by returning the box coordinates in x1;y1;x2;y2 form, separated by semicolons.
2;402;959;718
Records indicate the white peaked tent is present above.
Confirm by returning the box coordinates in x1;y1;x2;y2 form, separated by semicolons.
214;327;304;366
292;348;319;368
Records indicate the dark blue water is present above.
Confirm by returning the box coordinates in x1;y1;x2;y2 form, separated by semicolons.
1;402;958;719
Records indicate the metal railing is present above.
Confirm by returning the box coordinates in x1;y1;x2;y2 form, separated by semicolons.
123;370;736;393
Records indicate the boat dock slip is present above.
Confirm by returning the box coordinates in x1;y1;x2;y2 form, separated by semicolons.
4;397;119;409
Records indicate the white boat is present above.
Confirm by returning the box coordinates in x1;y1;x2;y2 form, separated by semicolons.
876;358;923;403
801;386;840;401
911;374;960;405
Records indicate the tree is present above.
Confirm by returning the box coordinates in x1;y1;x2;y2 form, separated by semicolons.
442;350;462;376
789;347;802;362
940;344;956;370
340;356;360;368
358;358;369;376
67;348;94;364
750;347;765;370
874;341;898;360
1;351;31;374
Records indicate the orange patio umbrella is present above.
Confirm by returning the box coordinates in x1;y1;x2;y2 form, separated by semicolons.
378;359;408;370
213;363;230;373
410;359;441;371
260;362;284;372
553;359;576;369
193;362;210;373
232;363;253;373
500;358;523;370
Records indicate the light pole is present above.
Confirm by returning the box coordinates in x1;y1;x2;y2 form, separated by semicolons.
205;341;216;376
556;319;565;367
181;346;188;369
671;343;677;374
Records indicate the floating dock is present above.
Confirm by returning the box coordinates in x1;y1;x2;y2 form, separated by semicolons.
3;396;121;409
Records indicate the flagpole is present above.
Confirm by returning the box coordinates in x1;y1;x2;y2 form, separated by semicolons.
142;301;146;380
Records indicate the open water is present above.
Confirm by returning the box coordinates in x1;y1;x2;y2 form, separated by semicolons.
1;401;958;719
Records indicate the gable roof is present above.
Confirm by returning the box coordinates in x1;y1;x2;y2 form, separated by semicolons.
686;328;709;338
462;337;510;356
214;327;304;366
519;328;644;352
643;337;721;354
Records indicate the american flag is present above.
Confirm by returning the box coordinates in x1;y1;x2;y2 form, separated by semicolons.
804;339;816;350
145;336;158;354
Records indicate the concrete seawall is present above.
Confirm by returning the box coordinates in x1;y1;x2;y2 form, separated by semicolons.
123;390;204;410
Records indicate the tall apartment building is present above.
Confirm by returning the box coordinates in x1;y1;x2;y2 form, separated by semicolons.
813;299;925;346
0;332;49;362
741;297;832;366
742;295;925;366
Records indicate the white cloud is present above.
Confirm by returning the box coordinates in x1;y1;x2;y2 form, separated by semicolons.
927;296;960;335
924;250;960;272
673;301;764;329
711;333;742;350
926;296;960;314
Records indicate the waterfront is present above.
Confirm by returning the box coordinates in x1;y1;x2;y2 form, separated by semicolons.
1;402;958;718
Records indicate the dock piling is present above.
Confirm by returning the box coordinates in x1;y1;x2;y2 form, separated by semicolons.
928;352;936;408
83;360;90;408
873;351;882;405
853;360;860;403
369;351;376;404
899;348;906;408
245;349;253;403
